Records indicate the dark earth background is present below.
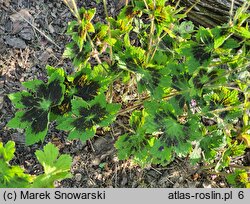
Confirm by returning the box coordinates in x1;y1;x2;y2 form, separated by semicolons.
0;0;235;187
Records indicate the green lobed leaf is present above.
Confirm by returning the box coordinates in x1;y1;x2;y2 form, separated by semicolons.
189;143;202;165
0;141;34;187
7;69;66;145
226;170;250;188
7;111;30;129
25;124;49;146
200;130;227;161
8;92;33;109
35;143;59;173
222;38;240;49
115;129;149;162
22;80;43;91
32;143;72;188
57;94;121;142
0;164;33;188
150;139;172;165
234;26;250;39
0;141;15;162
137;66;171;99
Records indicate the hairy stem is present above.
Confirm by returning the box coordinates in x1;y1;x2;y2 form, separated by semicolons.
229;0;235;25
63;0;80;20
146;1;156;64
103;0;113;63
86;33;109;73
184;0;201;16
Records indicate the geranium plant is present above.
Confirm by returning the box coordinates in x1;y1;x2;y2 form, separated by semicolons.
7;0;250;187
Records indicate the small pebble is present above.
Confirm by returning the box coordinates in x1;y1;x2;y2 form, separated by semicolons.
92;157;101;166
5;37;26;49
173;182;180;188
19;28;34;41
75;173;82;182
121;177;128;186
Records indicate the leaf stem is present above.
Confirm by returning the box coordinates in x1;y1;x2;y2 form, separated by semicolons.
117;90;179;115
103;0;113;63
143;0;149;10
229;164;250;171
86;33;109;73
149;32;168;63
204;105;244;115
146;1;156;64
229;0;235;25
174;0;181;10
184;0;200;16
63;0;80;20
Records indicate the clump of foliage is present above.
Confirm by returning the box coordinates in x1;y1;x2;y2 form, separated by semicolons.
31;142;72;188
8;65;120;145
0;141;72;187
7;69;65;145
7;0;250;187
226;169;250;188
0;141;33;187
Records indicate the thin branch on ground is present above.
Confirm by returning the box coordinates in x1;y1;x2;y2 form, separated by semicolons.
9;6;61;49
